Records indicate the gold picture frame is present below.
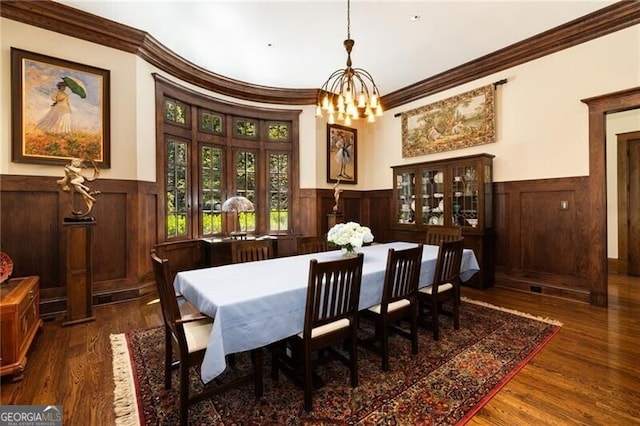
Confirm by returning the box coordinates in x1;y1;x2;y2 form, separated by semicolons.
11;48;111;167
327;124;357;184
401;84;495;157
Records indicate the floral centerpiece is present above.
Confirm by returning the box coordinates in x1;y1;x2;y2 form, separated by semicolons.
327;221;374;257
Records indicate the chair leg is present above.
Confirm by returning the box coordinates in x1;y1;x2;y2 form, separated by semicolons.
303;348;313;412
411;305;419;354
252;348;264;397
431;299;440;341
453;295;460;330
349;334;359;387
270;345;279;381
179;363;190;426
381;319;390;371
164;327;172;390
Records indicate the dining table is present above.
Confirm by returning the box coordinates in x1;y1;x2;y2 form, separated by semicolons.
173;241;480;383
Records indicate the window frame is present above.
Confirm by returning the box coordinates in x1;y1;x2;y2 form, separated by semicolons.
154;75;301;243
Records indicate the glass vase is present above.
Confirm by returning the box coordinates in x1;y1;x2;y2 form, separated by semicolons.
341;246;357;258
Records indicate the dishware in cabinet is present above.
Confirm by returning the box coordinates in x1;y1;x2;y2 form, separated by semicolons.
391;153;495;288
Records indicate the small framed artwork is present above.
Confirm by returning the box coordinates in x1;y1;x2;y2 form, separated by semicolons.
11;48;111;167
326;123;357;184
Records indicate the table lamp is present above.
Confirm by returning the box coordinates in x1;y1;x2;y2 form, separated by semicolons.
221;196;254;239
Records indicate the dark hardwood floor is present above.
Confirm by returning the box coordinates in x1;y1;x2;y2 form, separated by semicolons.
1;274;638;425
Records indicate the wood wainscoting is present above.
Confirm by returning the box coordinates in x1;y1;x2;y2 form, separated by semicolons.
494;176;591;303
1;175;392;317
0;175;158;317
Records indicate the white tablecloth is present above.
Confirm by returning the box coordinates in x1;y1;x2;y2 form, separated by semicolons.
174;241;479;383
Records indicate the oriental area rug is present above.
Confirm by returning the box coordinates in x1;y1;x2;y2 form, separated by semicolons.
111;299;561;425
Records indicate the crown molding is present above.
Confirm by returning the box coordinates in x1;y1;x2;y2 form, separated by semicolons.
0;0;318;105
2;0;639;109
382;1;640;110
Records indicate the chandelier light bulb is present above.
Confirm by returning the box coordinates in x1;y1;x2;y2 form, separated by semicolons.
358;92;366;108
370;93;378;108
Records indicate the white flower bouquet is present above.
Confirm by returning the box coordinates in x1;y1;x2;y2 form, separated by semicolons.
327;221;374;256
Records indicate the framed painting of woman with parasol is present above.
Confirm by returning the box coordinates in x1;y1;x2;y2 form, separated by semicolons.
11;48;111;167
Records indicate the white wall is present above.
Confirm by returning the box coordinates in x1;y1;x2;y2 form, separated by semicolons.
0;19;139;180
365;25;640;190
1;18;317;184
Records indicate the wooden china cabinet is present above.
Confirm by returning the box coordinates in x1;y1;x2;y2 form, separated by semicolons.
391;153;495;288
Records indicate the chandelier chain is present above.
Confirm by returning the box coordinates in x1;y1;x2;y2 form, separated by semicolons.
347;0;351;39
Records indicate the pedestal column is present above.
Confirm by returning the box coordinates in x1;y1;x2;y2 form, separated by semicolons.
327;213;344;231
62;220;96;326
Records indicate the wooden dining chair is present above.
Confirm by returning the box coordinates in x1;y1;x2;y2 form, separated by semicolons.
418;238;464;340
296;235;329;255
231;239;274;263
153;239;206;284
425;226;462;246
150;251;263;425
271;253;364;412
359;244;423;371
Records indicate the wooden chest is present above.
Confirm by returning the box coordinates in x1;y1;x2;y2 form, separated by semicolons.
0;276;43;380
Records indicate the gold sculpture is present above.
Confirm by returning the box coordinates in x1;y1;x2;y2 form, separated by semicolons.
332;179;343;213
57;158;101;218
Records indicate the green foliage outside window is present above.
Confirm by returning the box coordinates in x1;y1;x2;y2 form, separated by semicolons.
268;123;289;140
165;99;186;124
235;118;257;137
200;111;223;134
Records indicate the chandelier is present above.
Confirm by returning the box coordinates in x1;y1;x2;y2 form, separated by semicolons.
316;0;383;125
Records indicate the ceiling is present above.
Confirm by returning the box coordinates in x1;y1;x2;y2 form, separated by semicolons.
55;1;615;96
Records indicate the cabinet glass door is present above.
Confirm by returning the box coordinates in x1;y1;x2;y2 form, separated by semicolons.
421;169;445;226
396;172;415;224
451;165;479;228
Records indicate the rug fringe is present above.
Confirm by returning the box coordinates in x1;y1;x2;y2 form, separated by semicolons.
111;333;141;426
462;297;563;326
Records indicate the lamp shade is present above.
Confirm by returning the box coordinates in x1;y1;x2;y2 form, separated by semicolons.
222;196;254;213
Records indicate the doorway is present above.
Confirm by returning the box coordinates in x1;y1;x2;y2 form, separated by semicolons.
582;87;640;307
618;131;640;276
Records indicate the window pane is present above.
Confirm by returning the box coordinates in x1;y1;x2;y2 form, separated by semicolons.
199;110;223;134
269;153;289;231
234;117;258;138
267;122;289;141
236;151;256;232
165;98;187;124
201;145;223;235
166;138;188;238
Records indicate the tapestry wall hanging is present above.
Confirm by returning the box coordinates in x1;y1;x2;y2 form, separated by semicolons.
401;84;495;157
11;48;111;167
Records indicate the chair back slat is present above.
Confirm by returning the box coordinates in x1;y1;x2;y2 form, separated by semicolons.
231;239;274;263
380;245;423;313
297;236;329;255
154;239;205;283
433;239;464;291
425;226;462;246
304;254;364;337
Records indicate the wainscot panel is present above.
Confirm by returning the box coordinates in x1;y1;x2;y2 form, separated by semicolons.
494;176;590;303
